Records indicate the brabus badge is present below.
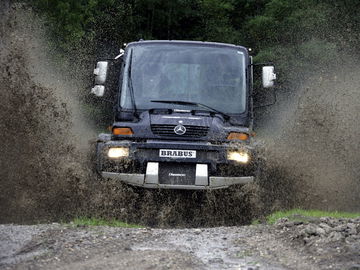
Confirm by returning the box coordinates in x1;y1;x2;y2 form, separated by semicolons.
174;125;186;135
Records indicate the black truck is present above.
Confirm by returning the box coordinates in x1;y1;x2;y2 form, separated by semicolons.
91;40;276;190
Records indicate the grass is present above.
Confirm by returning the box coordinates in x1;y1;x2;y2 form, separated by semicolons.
251;219;261;225
266;209;360;224
71;217;144;228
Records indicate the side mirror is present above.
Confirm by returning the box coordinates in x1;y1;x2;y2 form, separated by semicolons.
91;85;105;97
115;49;125;60
94;61;109;85
91;61;108;97
262;66;276;88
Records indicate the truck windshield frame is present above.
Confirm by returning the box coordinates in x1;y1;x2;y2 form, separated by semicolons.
119;42;248;115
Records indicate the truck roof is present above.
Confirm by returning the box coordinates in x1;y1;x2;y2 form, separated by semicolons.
126;40;247;51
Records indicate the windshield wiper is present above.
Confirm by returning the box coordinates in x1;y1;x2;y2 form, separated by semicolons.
150;100;230;120
128;49;138;118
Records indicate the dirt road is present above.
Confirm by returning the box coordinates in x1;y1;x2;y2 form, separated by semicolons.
1;217;359;270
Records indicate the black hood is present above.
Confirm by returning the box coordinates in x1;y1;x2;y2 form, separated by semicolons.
150;111;213;126
112;110;250;142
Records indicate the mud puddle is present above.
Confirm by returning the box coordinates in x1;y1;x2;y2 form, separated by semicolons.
0;224;300;270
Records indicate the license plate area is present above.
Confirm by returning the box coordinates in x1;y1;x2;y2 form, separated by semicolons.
159;163;196;185
159;149;196;159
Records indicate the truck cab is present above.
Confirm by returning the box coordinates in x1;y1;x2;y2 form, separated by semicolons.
91;40;276;190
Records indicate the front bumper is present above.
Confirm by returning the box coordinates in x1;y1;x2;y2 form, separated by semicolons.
102;171;253;190
97;138;256;190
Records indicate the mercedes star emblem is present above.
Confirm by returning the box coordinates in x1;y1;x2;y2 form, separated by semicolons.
174;125;186;135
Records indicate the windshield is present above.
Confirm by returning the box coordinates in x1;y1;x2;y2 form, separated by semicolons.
120;43;247;114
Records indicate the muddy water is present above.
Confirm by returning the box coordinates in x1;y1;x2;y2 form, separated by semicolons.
0;4;260;227
0;224;296;270
0;2;96;223
258;65;360;212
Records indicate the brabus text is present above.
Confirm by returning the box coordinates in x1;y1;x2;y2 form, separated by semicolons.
159;149;196;158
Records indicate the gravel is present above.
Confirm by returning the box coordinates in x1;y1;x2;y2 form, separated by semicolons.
275;217;360;269
1;218;359;270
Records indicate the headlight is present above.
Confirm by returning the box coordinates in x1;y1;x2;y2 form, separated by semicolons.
227;151;250;164
108;147;129;158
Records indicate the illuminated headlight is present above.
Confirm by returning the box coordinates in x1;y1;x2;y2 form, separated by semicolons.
107;147;129;158
227;151;250;164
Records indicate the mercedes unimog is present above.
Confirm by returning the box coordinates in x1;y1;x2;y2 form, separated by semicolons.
91;40;276;190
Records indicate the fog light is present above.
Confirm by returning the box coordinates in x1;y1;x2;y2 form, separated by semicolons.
108;147;129;158
227;151;250;164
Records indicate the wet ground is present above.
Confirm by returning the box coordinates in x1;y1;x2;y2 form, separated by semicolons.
1;217;359;270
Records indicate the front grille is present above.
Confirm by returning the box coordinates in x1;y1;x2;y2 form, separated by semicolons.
151;124;209;138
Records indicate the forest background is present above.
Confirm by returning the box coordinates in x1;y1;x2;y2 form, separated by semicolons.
27;0;360;124
29;0;360;69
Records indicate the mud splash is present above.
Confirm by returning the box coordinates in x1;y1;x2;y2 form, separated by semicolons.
0;3;260;227
0;4;92;223
257;62;360;212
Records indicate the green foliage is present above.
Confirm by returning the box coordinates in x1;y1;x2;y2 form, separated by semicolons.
71;217;143;228
245;0;334;49
28;0;360;86
254;38;340;83
31;0;91;50
197;0;238;42
30;0;360;48
30;0;131;52
266;209;360;224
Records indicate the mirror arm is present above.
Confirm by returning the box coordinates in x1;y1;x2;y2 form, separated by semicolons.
248;62;274;67
96;57;123;63
115;49;125;60
97;49;125;62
